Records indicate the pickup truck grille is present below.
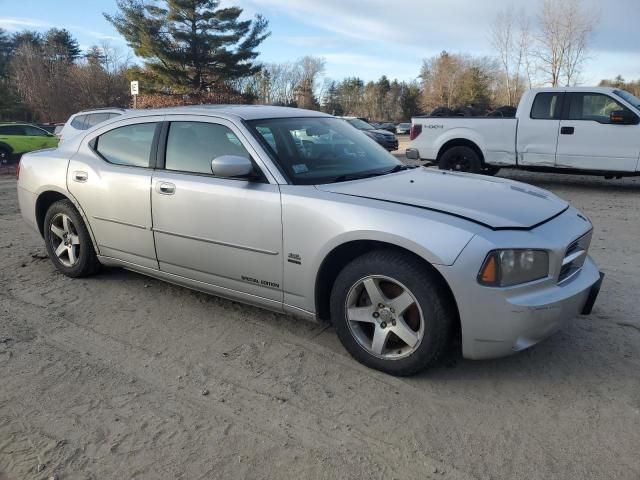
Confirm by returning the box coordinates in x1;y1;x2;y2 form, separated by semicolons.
558;231;592;283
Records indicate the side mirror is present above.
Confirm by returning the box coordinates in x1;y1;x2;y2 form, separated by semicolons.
210;155;254;178
610;110;638;125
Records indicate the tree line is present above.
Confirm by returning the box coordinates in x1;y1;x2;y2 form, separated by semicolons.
0;0;637;123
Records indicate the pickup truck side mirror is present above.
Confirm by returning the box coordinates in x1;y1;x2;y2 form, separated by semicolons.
210;155;254;178
609;110;639;125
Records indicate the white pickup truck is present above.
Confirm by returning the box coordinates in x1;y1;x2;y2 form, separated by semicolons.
407;87;640;178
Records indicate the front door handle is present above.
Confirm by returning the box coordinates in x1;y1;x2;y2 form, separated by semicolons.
560;126;575;135
157;182;176;195
73;171;88;182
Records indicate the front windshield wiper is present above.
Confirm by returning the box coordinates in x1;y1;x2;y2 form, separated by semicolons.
331;164;417;183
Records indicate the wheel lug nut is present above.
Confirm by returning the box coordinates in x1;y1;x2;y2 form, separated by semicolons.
378;303;384;308
380;322;387;329
391;320;396;326
372;312;380;318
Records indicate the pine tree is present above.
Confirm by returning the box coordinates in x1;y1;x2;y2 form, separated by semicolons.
105;0;270;93
44;28;82;62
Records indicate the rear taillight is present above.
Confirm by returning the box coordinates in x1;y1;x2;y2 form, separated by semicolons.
409;124;422;141
16;159;20;180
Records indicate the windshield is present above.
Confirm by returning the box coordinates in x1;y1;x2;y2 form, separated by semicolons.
248;117;402;185
614;89;640;109
345;118;375;130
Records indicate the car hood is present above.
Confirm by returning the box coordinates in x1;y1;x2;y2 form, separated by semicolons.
317;168;569;230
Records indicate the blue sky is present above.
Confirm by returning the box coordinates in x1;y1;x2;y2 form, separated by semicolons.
1;0;638;85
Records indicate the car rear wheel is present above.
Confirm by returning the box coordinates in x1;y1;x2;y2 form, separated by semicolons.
330;249;453;376
439;146;481;173
44;199;101;277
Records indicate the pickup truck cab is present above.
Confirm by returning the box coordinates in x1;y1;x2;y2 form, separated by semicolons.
407;87;640;177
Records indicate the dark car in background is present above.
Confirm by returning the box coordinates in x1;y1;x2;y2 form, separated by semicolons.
339;117;399;151
377;122;396;133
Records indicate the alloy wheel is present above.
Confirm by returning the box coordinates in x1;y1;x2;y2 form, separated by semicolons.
345;275;425;359
49;213;81;267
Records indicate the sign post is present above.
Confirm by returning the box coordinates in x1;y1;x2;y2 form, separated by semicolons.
130;80;139;109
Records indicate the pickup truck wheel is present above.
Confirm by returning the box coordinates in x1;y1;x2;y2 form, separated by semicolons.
330;250;453;376
44;199;101;278
439;146;481;173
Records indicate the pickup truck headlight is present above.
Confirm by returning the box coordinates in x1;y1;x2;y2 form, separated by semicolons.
478;249;549;287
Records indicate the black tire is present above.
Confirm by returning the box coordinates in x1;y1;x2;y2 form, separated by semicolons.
483;165;501;176
43;199;101;278
439;146;482;173
330;249;454;376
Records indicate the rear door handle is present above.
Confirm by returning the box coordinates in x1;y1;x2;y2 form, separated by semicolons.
157;182;176;195
560;126;575;135
73;171;88;182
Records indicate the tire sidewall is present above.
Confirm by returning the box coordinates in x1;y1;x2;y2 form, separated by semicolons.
330;250;452;376
439;146;481;173
44;200;98;277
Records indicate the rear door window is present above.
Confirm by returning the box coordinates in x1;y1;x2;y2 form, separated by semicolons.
94;123;158;167
530;93;563;120
23;125;49;136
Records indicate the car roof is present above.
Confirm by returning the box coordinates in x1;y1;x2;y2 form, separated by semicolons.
528;86;619;94
117;105;332;122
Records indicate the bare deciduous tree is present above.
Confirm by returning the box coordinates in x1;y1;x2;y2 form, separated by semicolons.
535;0;599;86
490;5;533;105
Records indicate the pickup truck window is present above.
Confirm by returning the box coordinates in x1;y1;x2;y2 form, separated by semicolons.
530;93;562;120
568;93;627;124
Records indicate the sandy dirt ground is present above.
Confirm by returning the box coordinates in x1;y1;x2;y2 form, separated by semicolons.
0;150;639;479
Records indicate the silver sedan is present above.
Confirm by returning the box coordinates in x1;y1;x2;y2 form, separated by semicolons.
16;106;603;375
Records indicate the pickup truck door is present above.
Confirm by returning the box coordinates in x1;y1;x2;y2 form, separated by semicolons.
516;91;563;167
67;116;163;270
150;116;283;305
556;92;640;172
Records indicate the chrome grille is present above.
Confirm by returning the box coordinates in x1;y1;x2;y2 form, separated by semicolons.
558;231;592;283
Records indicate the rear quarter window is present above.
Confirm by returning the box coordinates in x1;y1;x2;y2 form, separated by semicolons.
93;123;158;168
70;115;87;130
530;93;563;120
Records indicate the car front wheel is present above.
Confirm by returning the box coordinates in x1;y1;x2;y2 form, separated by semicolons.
44;199;101;277
330;250;454;376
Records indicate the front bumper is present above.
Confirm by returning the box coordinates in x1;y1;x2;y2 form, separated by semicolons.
437;207;603;360
464;257;601;359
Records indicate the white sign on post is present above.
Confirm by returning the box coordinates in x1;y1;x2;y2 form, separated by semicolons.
130;80;139;95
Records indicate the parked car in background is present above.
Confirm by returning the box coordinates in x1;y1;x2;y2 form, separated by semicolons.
58;108;126;143
0;123;58;164
378;122;396;133
339;116;399;151
408;87;640;178
17;105;603;375
396;122;411;134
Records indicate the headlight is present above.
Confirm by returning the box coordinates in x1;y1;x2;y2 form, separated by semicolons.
478;249;549;287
